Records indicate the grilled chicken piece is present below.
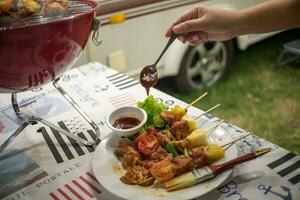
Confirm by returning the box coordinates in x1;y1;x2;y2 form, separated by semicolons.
171;155;194;176
121;165;154;186
150;147;169;161
154;131;172;147
171;120;190;140
162;129;173;140
114;138;132;158
122;147;141;169
150;160;176;182
146;126;159;135
160;111;177;125
172;139;191;152
191;147;208;168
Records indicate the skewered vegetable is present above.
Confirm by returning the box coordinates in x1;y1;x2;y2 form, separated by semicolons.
165;143;178;156
204;144;225;163
186;129;208;147
171;105;186;121
164;172;197;191
181;114;197;133
183;148;189;157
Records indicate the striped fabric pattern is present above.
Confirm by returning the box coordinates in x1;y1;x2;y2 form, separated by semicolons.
267;152;300;185
49;172;101;200
107;93;138;108
106;73;139;90
39;121;98;164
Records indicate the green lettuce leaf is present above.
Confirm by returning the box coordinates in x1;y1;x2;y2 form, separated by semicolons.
137;95;168;131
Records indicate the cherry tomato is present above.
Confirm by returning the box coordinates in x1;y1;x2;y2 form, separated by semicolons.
137;134;159;156
133;133;146;145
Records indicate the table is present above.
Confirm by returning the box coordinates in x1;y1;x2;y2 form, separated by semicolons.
0;62;299;200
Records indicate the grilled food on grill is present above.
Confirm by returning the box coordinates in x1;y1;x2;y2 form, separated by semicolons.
113;98;225;188
0;0;69;16
17;0;41;16
42;0;69;14
0;0;13;14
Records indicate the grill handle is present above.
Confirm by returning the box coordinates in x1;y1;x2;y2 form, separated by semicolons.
52;77;101;146
92;18;102;46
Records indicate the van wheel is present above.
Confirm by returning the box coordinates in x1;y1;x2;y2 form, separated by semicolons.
176;40;234;93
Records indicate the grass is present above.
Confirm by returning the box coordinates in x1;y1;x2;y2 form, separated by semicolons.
156;28;300;154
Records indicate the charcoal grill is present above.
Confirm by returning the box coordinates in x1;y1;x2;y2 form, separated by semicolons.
0;0;102;153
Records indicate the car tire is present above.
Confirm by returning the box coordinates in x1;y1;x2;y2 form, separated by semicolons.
175;40;234;93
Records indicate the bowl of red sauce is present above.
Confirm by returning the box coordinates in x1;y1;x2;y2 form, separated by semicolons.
106;106;147;137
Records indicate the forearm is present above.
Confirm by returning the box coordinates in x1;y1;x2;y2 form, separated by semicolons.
235;0;300;35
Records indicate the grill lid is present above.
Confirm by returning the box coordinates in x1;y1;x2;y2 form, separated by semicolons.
0;0;96;30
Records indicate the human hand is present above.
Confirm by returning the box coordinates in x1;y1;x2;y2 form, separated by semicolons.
165;6;241;45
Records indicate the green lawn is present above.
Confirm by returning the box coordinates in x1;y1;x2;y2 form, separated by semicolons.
157;28;300;154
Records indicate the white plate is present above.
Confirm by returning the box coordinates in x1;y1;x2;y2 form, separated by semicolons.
92;120;237;200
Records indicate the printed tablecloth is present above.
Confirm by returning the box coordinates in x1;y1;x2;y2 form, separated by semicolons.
0;62;299;200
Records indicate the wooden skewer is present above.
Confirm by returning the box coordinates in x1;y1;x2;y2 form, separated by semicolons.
221;132;252;148
207;119;224;134
195;104;220;120
223;142;235;151
185;92;208;110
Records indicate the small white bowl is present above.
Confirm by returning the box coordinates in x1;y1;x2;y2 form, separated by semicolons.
106;106;147;137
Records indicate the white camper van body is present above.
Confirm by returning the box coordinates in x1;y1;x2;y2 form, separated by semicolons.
76;0;278;91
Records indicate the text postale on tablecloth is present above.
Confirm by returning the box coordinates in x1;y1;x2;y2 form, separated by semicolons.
0;62;299;200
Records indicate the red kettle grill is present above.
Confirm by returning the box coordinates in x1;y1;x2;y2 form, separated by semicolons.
0;0;102;152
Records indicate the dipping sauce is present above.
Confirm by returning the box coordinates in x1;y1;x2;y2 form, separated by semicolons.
113;116;141;129
140;66;158;96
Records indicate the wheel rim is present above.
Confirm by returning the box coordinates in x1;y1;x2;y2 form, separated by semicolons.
185;42;228;89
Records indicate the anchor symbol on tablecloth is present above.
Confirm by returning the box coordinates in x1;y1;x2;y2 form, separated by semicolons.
258;184;292;200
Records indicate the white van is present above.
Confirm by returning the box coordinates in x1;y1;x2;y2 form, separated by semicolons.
77;0;278;93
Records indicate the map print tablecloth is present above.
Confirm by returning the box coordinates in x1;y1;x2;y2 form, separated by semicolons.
0;62;299;200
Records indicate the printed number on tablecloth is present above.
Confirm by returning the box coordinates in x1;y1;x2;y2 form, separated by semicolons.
154;98;175;106
217;180;248;200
